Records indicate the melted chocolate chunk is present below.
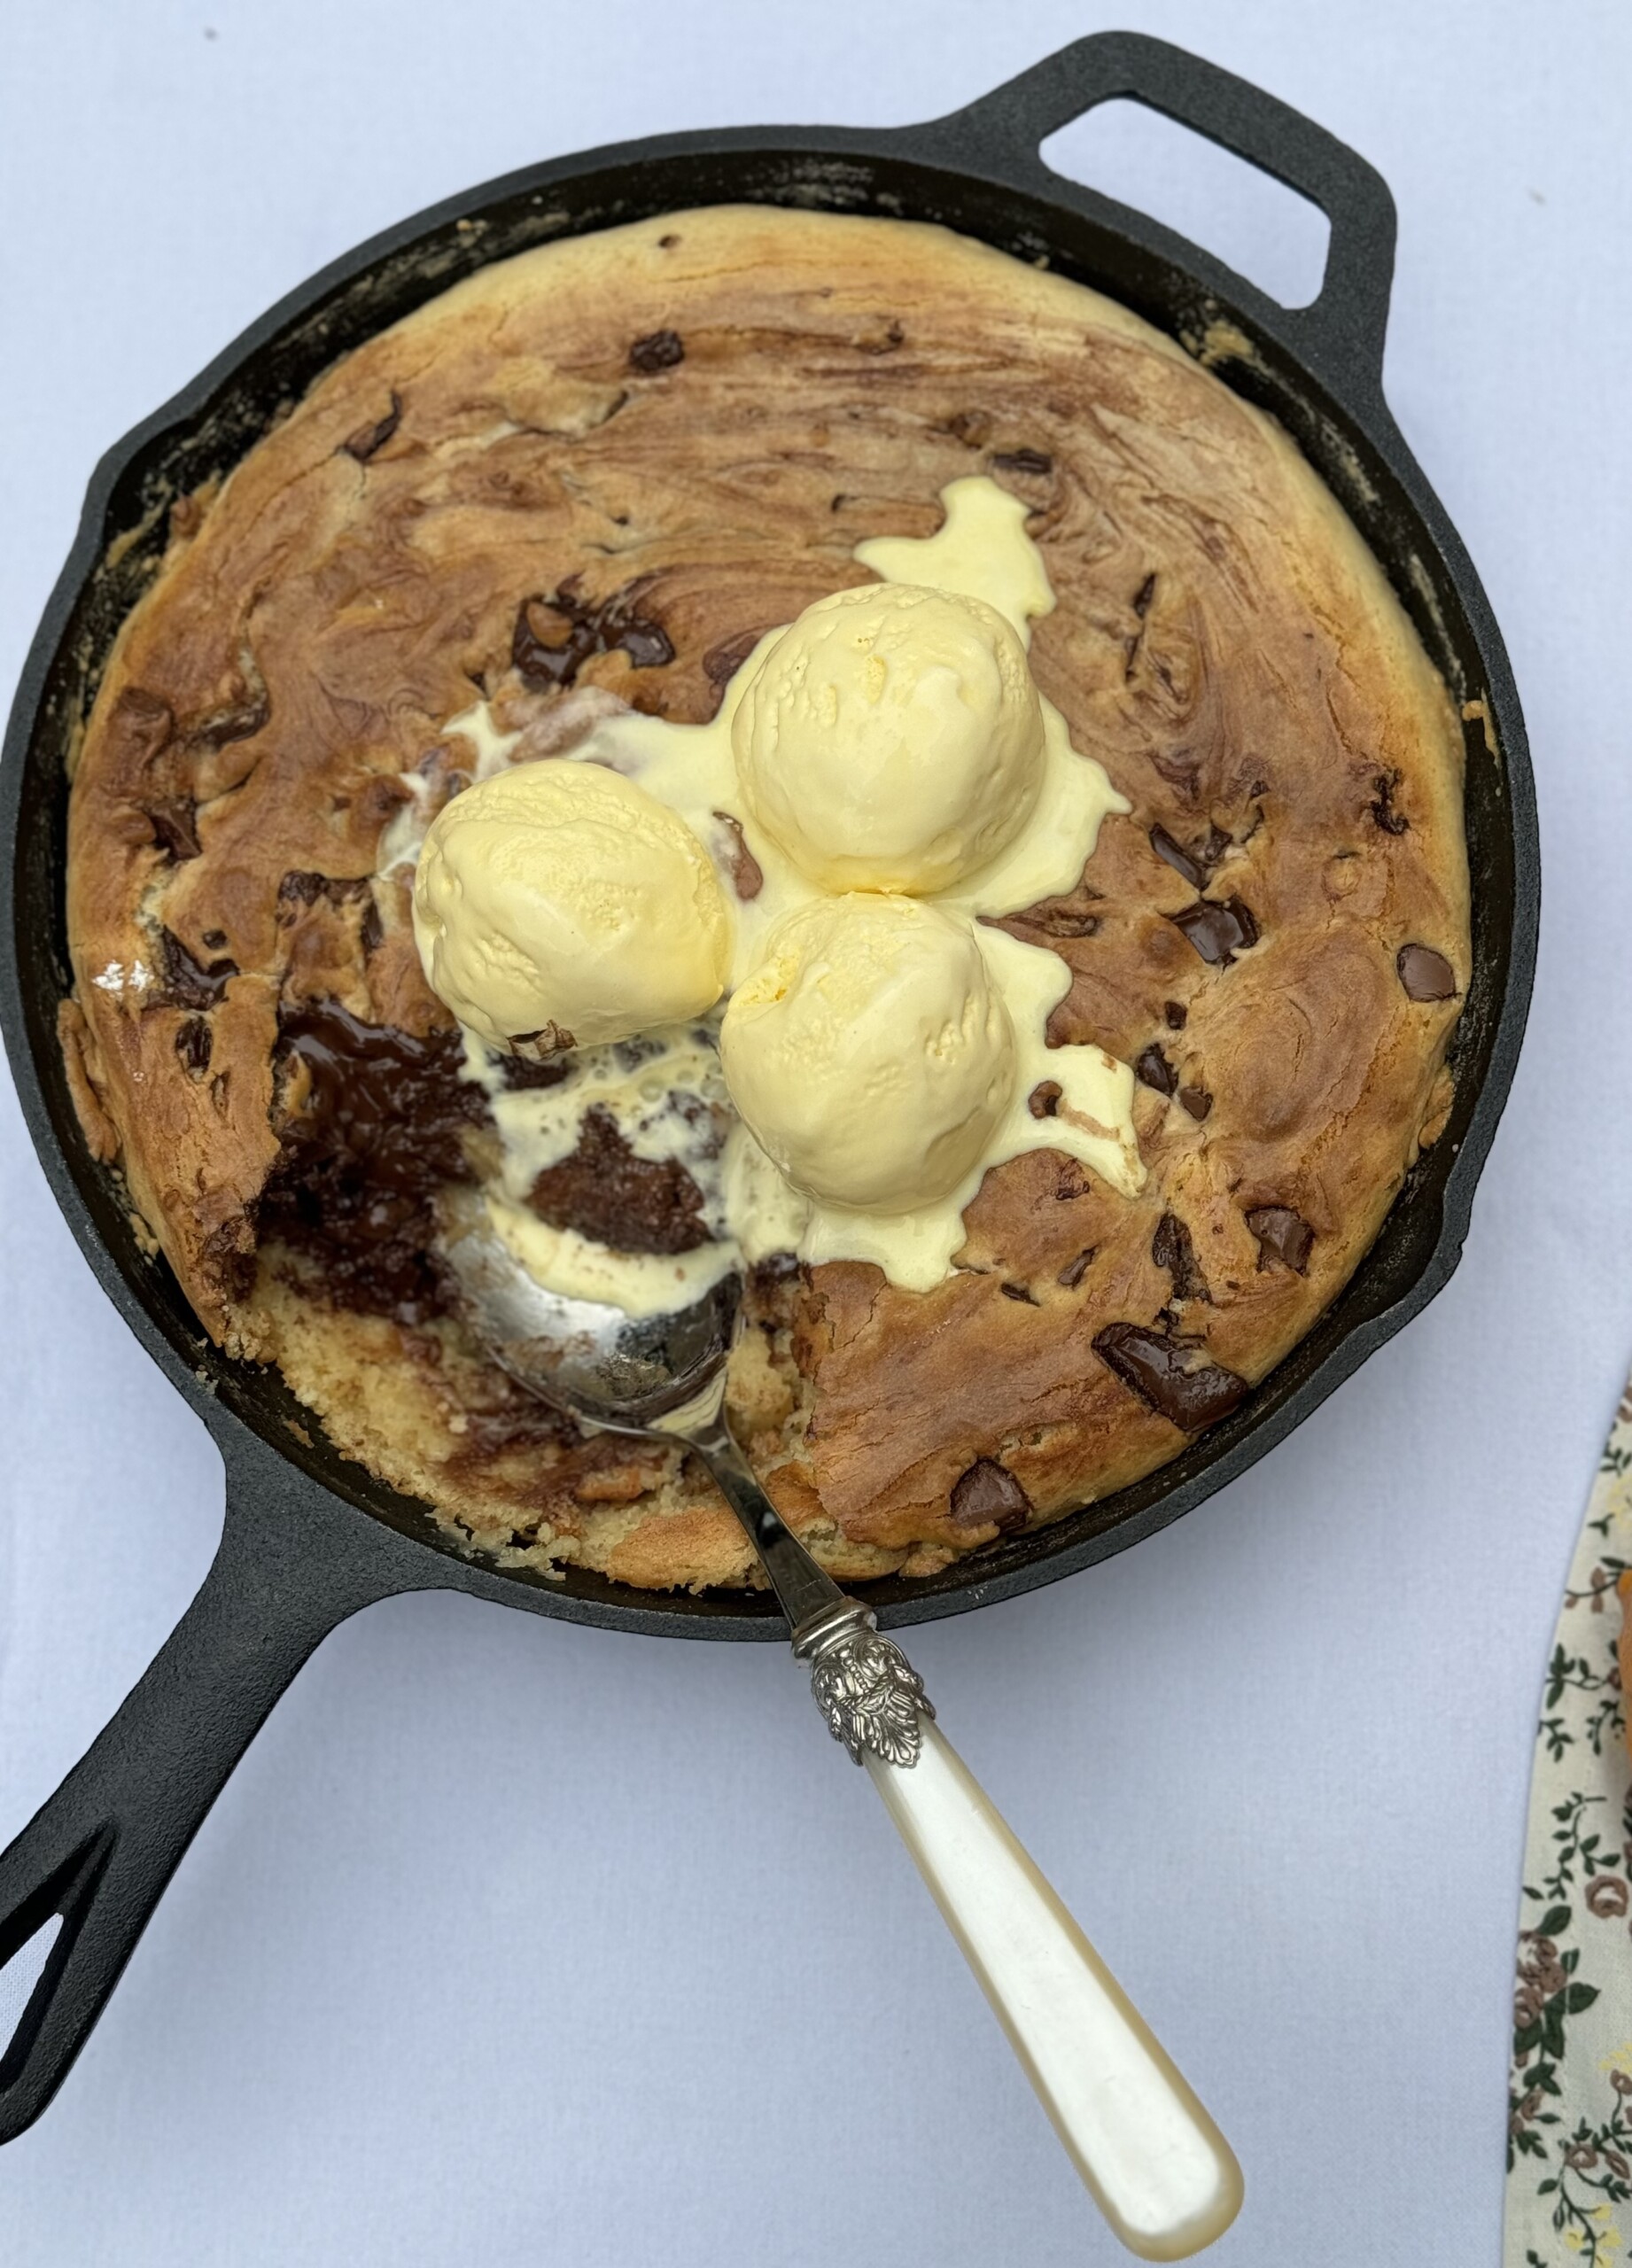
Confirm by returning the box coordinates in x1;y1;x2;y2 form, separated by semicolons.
1371;770;1410;835
949;1456;1031;1534
999;1281;1038;1305
277;869;372;909
260;1003;487;1324
201;928;229;951
991;447;1053;475
144;796;200;862
1092;1324;1248;1433
1169;896;1259;967
750;1250;803;1294
1135;1045;1177;1098
529;1105;709;1256
1247;1205;1315;1273
712;810;764;901
703;627;769;686
944;409;992;447
1057;1247;1096;1289
1397;944;1457;1001
155;926;237;1008
628;329;684;374
1163;999;1188;1030
512;580;674;691
1132;571;1158;617
174;1016;213;1076
501;1052;572;1092
1152;1212;1209;1302
1178;1084;1214;1122
1028;1080;1062;1119
340;392;402;463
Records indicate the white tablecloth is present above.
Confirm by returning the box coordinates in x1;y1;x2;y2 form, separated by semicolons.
2;3;1627;2261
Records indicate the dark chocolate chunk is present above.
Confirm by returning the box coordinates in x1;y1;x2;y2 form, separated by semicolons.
712;810;763;901
1246;1205;1315;1273
340;392;402;463
1135;1045;1177;1098
1092;1324;1249;1433
1149;824;1208;890
155;926;237;1009
1370;769;1410;835
750;1250;803;1294
1152;1212;1209;1302
1054;1161;1092;1201
991;447;1053;475
949;1456;1031;1534
1131;571;1157;617
174;1016;213;1076
360;898;385;955
1163;999;1188;1030
201;928;229;951
1396;944;1457;1001
628;329;684;374
512;579;674;690
144;796;200;862
999;1281;1038;1305
657;232;680;249
1057;1247;1096;1289
529;1105;710;1256
260;1003;488;1324
1169;897;1259;967
1028;1080;1062;1119
276;869;372;909
1178;1084;1214;1122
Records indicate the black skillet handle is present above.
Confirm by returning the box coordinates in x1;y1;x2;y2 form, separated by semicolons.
0;1456;405;2143
928;30;1397;397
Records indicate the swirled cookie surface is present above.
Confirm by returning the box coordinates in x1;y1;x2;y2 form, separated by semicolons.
62;206;1467;1590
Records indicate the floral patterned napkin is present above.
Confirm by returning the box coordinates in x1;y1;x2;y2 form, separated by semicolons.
1506;1379;1632;2265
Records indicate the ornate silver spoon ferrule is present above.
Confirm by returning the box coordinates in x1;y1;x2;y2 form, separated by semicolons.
790;1601;935;1768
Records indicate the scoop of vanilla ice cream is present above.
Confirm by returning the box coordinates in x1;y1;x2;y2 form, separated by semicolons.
719;894;1015;1211
730;582;1045;893
413;760;731;1050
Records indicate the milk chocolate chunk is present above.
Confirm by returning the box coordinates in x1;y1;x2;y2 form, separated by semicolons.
950;1456;1031;1534
1152;1211;1209;1302
1028;1080;1062;1118
1092;1324;1248;1432
1163;999;1188;1030
1371;769;1410;835
1396;944;1457;1001
1057;1247;1096;1289
1135;1045;1177;1097
712;810;764;901
1169;896;1259;967
628;329;684;373
156;926;237;1009
529;1105;709;1256
340;391;402;463
511;579;674;690
1178;1084;1213;1122
1008;888;1100;940
1246;1204;1315;1273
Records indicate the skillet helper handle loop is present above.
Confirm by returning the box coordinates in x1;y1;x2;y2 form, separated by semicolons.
0;1500;379;2144
934;28;1397;395
867;1716;1244;2260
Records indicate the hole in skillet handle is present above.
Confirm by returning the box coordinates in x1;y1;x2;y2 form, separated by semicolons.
1039;101;1331;313
920;29;1397;400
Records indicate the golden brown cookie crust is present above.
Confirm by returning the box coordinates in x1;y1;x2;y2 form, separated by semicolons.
63;206;1468;1589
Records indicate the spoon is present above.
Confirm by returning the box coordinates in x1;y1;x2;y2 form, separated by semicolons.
442;1200;1243;2260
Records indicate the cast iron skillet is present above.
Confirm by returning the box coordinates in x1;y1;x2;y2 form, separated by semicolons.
0;32;1536;2142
